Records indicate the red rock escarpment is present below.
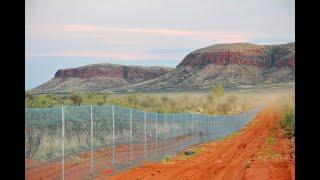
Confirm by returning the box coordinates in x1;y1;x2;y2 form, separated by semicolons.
54;65;172;81
177;43;295;69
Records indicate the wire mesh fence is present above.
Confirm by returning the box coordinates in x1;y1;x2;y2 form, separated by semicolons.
25;103;264;179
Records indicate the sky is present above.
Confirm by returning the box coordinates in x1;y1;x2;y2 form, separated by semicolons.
25;0;295;90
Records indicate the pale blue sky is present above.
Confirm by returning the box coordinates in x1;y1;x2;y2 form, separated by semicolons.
26;0;295;90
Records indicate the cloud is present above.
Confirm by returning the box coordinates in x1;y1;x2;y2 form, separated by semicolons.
144;48;192;54
62;24;251;42
27;24;251;43
26;24;252;61
27;50;185;61
29;51;142;60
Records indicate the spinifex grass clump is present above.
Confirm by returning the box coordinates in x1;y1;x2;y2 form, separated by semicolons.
162;154;171;162
25;127;62;161
280;105;295;138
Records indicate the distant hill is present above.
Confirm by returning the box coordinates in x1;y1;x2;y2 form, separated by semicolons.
29;63;174;94
29;42;294;94
116;42;294;92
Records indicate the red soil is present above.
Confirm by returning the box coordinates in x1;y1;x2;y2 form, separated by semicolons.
25;136;190;179
108;101;295;180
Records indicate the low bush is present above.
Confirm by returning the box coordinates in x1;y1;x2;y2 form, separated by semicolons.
280;105;295;138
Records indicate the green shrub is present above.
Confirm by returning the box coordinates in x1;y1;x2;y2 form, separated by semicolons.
25;94;61;108
211;84;225;103
267;136;275;145
227;95;237;112
280;105;295;138
162;154;171;162
69;93;83;106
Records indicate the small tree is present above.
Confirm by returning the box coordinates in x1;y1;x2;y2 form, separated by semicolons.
207;89;214;101
161;96;170;103
25;93;35;107
70;93;83;106
209;84;225;113
103;94;108;103
212;84;224;104
25;93;34;101
87;93;97;99
227;95;237;112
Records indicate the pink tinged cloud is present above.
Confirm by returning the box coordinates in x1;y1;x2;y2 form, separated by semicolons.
62;24;251;42
28;50;185;61
27;24;251;46
27;24;252;60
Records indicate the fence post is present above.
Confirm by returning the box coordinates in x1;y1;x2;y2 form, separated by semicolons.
219;116;225;138
61;106;65;180
191;114;195;144
196;115;199;143
180;114;182;150
212;117;214;140
186;114;188;146
144;111;147;160
199;116;202;143
155;113;158;158
221;116;224;137
112;105;115;167
173;114;175;154
90;105;93;176
130;108;133;166
209;117;212;140
164;114;167;155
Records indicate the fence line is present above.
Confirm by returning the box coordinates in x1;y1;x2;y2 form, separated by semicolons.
25;103;264;179
61;106;65;180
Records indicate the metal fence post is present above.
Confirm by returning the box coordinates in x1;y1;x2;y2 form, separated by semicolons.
112;105;115;167
144;111;147;160
155;113;158;158
196;115;199;143
173;114;176;154
180;114;182;150
130;108;133;166
186;115;188;146
90;105;93;175
164;114;167;155
61;106;65;180
191;114;194;145
210;116;212;140
212;117;214;140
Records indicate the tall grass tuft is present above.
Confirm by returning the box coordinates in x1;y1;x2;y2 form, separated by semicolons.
280;105;295;138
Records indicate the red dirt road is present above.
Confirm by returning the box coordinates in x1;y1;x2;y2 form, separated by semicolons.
108;101;295;180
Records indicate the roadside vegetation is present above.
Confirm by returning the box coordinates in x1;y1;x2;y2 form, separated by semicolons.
25;84;271;115
280;102;295;139
276;92;295;139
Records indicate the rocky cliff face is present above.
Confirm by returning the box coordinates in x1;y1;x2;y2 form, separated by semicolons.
54;64;171;82
177;43;294;69
30;64;173;94
119;42;295;92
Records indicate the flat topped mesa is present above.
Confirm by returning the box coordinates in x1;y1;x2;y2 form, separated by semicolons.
54;63;173;80
30;63;174;94
177;42;295;68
